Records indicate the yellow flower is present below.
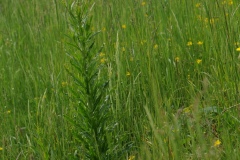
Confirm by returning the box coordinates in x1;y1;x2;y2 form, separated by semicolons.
234;42;240;46
228;0;233;5
7;110;11;114
214;139;221;147
183;106;191;113
99;52;105;57
122;47;126;52
175;57;180;62
100;58;106;64
154;44;158;49
130;57;134;61
197;41;203;45
187;41;193;46
236;47;240;51
141;2;146;6
61;82;68;87
196;59;202;64
128;155;135;160
0;147;3;151
122;24;126;29
126;71;131;76
195;3;201;8
102;27;106;32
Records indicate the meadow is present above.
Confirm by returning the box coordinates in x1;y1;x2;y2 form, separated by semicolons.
0;0;240;159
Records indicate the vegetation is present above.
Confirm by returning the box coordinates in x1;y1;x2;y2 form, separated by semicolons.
0;0;240;159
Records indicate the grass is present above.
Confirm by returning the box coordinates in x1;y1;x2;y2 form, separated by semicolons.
0;0;240;159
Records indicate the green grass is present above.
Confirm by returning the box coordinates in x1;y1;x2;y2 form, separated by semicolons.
0;0;240;159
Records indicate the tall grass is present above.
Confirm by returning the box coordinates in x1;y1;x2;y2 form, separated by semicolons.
0;0;240;159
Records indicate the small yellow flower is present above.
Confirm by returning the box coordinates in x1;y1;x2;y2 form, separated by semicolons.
128;155;135;160
236;47;240;52
175;57;180;62
195;3;201;8
187;41;193;46
141;2;146;6
154;44;158;49
214;139;221;147
122;24;126;29
130;57;134;61
234;42;240;46
100;58;106;64
122;47;126;52
0;147;3;151
102;27;106;32
61;82;68;87
196;59;202;64
7;110;11;114
183;106;191;113
99;52;105;57
228;0;233;5
197;41;203;45
126;71;131;76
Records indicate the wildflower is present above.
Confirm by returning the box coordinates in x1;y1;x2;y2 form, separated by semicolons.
7;110;11;114
228;0;233;5
195;3;201;8
128;155;135;160
197;41;203;45
126;71;131;76
102;27;106;32
175;57;180;62
61;82;68;87
0;147;3;151
100;58;106;63
130;57;134;61
214;139;221;147
187;41;193;46
141;2;146;6
196;59;202;64
122;24;126;29
99;52;105;57
122;47;126;52
154;44;158;49
236;47;240;51
234;42;240;46
183;106;191;113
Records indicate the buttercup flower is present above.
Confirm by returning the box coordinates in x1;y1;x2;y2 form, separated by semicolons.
236;47;240;52
175;57;180;62
214;139;221;147
197;41;203;45
187;41;193;46
196;59;202;64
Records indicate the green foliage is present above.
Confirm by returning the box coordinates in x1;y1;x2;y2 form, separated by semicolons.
0;0;240;159
65;1;121;159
